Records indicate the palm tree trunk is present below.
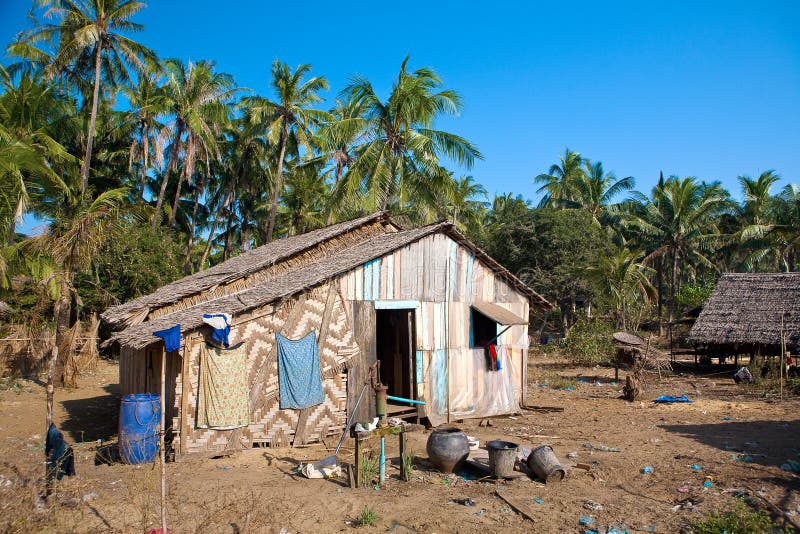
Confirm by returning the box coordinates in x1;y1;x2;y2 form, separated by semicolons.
670;250;679;324
170;140;196;227
80;43;103;199
223;216;233;260
51;276;71;388
184;175;204;271
152;130;182;229
139;128;149;199
242;213;250;252
199;188;233;269
265;129;287;243
326;162;344;225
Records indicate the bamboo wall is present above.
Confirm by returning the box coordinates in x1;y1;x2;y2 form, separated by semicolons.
120;283;359;457
338;233;530;422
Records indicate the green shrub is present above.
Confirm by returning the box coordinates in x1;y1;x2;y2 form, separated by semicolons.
562;318;615;365
689;501;791;533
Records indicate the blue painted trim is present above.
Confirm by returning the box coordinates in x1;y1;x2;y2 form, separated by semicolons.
415;350;424;385
363;258;380;300
374;300;420;310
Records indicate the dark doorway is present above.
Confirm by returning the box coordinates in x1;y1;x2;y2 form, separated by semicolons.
375;309;415;401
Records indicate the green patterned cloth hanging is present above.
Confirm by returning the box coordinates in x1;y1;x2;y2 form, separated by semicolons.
198;342;250;429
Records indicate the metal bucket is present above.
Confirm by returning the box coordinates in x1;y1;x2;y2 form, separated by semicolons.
487;440;518;478
526;445;565;482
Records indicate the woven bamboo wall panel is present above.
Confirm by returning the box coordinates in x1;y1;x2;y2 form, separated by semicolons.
176;284;358;455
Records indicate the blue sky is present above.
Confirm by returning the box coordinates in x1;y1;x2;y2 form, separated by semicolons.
1;0;799;206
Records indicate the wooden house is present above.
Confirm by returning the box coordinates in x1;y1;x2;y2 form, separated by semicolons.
101;213;551;459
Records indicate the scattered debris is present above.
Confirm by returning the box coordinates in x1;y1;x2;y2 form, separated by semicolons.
781;460;800;473
641;466;654;474
583;500;604;511
584;443;621;452
653;395;692;403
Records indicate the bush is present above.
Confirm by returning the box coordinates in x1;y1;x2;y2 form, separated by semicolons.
75;224;184;314
562;318;615;365
688;501;791;533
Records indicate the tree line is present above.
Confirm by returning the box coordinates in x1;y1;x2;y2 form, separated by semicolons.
1;1;798;380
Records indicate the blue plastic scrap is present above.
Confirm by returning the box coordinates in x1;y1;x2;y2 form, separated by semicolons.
654;394;692;403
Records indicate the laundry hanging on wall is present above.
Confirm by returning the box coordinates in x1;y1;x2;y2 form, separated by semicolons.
276;331;324;409
197;342;250;429
153;324;181;352
202;313;232;347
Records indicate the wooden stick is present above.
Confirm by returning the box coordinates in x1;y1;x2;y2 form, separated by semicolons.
495;489;537;523
160;347;167;534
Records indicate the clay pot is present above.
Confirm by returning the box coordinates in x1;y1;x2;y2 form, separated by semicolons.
426;427;469;473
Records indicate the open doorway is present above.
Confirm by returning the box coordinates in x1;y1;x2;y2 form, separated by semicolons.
375;309;416;416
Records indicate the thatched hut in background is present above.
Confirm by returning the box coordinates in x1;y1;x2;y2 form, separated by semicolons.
688;273;800;362
101;213;550;459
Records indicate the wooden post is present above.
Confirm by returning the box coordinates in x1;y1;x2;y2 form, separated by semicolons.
354;436;361;488
160;348;168;534
780;315;785;402
444;241;452;425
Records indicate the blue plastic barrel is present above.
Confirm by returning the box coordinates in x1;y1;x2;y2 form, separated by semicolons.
118;393;160;464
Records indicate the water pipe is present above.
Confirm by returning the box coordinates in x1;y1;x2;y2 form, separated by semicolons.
379;436;386;483
387;395;426;406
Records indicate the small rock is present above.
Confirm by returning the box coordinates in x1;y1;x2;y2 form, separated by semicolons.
82;492;98;502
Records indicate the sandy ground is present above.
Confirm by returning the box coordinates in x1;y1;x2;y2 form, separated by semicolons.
1;356;800;533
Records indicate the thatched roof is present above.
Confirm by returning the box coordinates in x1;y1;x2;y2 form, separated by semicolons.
101;212;395;330
688;273;800;350
103;216;550;350
613;332;644;346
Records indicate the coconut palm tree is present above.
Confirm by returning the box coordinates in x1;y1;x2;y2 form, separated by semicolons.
24;186;128;386
445;174;488;234
15;0;156;198
152;59;237;229
773;184;800;271
586;247;654;330
533;149;584;207
625;176;733;321
314;97;368;223
568;160;635;226
0;67;74;244
246;61;329;242
281;160;330;235
124;70;168;200
338;57;481;214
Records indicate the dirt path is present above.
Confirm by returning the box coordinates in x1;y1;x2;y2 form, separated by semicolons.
1;358;799;532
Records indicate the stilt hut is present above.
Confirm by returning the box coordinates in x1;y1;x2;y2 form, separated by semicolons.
688;273;800;361
101;213;551;459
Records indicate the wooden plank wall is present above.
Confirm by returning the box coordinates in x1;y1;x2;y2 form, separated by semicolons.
338;233;532;422
346;300;377;422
